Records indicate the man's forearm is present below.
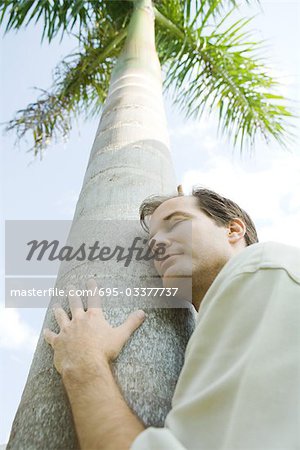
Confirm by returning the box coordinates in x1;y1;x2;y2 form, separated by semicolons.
62;362;145;450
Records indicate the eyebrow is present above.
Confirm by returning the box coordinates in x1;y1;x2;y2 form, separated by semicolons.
148;211;194;240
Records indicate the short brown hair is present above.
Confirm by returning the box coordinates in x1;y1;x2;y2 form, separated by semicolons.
139;187;258;246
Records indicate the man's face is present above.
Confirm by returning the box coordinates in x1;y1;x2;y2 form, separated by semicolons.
148;196;236;309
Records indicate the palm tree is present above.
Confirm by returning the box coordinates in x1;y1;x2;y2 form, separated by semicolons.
1;0;292;152
2;0;292;448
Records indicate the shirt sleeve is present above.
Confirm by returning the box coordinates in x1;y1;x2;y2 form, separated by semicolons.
131;263;300;450
131;427;187;450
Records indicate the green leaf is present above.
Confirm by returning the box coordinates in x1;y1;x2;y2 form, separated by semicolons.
154;1;294;150
2;0;293;156
4;22;128;156
0;0;131;42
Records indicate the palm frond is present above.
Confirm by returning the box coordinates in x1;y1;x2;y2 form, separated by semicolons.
5;22;128;156
154;1;294;150
2;0;293;155
0;0;132;42
152;0;261;33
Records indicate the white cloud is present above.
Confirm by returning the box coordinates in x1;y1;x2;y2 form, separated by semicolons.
0;306;38;352
181;152;300;248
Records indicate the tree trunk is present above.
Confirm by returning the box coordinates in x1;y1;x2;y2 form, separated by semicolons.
7;1;195;448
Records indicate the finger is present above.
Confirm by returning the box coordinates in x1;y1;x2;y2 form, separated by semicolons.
53;304;70;329
43;328;57;347
86;278;102;311
68;286;84;317
117;310;146;343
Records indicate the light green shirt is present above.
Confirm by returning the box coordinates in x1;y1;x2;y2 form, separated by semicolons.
131;242;300;450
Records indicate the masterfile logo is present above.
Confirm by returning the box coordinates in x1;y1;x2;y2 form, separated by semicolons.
5;219;193;308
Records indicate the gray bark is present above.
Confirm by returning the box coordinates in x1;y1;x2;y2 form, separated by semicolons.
7;2;196;448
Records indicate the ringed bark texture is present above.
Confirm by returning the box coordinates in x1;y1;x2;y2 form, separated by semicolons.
7;1;195;448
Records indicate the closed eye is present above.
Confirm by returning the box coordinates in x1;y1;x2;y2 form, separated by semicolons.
169;218;186;228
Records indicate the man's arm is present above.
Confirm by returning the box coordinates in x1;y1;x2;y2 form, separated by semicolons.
62;359;145;450
44;279;145;450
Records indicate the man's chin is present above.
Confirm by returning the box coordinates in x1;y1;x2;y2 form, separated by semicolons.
162;273;193;303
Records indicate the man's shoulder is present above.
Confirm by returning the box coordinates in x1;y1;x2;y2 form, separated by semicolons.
199;241;300;318
225;241;300;283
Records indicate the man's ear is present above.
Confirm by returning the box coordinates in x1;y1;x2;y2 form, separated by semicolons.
227;218;246;244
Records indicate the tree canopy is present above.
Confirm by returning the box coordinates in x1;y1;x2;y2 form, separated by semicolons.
0;0;294;155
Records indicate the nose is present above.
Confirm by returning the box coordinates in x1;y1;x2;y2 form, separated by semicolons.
148;233;171;257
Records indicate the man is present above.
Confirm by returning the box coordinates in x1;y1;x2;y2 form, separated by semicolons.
44;187;300;450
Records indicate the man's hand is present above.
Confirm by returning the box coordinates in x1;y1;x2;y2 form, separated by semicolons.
44;278;146;382
43;278;146;450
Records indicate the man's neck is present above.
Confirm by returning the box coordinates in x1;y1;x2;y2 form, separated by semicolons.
192;262;228;311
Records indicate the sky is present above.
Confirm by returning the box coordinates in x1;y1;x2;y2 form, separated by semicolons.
1;0;300;444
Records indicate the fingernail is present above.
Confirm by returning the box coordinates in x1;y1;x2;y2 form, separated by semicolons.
86;278;95;287
136;310;146;319
67;286;75;295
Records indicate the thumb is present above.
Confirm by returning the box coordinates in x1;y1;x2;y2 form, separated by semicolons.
118;310;146;343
